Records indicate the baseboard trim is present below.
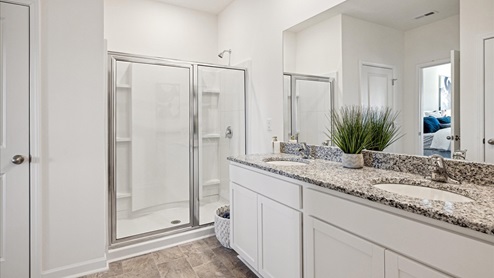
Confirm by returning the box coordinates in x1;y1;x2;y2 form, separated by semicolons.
41;256;108;278
107;226;214;262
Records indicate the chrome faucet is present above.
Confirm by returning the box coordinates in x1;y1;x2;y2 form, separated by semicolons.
452;149;467;160
429;155;461;184
298;142;312;159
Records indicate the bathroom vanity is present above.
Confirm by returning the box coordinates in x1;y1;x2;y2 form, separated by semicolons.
228;151;494;278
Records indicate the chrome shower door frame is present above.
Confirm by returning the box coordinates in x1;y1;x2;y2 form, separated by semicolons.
108;52;247;248
283;73;334;142
108;52;194;247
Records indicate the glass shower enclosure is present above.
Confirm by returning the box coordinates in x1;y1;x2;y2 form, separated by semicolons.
283;73;333;145
108;52;246;246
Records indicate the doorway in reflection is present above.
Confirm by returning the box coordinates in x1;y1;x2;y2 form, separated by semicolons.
420;62;452;158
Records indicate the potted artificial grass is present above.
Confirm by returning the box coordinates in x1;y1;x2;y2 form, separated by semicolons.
327;106;403;168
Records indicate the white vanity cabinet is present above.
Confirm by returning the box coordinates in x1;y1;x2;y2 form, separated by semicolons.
304;216;385;278
385;250;452;278
304;187;494;278
304;215;453;278
230;164;302;278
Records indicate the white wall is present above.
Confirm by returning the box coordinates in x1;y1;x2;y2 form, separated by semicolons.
40;0;107;276
460;0;494;161
341;15;404;108
284;14;342;75
104;0;218;63
401;15;460;155
218;0;346;153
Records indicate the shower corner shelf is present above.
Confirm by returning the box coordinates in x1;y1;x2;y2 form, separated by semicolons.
202;89;220;94
202;133;221;139
116;137;132;142
203;179;221;186
117;192;132;199
117;83;132;89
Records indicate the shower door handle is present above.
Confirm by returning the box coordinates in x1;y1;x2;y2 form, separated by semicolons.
225;126;233;139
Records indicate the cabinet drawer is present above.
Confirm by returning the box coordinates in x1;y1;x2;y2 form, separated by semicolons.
304;188;494;278
230;164;301;209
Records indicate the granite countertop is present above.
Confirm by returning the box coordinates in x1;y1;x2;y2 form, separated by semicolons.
228;153;494;236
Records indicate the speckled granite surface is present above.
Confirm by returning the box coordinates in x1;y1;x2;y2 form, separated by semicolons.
227;153;494;236
281;142;494;185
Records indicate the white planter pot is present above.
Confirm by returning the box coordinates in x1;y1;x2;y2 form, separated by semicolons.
341;153;364;169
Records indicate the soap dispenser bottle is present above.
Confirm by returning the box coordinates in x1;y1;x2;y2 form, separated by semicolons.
272;136;281;154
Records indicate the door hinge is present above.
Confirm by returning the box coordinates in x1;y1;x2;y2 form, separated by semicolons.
392;79;398;86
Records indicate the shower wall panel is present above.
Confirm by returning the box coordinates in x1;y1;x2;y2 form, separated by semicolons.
131;63;190;212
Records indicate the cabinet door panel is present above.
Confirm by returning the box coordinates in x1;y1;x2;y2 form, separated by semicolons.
385;250;452;278
258;196;301;278
231;182;258;269
304;216;385;278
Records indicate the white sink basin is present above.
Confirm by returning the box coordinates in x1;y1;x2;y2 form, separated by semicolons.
265;160;308;166
373;183;473;203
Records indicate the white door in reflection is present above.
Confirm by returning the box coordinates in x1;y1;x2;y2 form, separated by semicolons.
485;38;494;163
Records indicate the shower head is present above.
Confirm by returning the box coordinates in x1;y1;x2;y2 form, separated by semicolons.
218;49;231;58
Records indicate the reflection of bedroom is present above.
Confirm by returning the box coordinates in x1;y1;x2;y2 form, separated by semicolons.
422;63;452;158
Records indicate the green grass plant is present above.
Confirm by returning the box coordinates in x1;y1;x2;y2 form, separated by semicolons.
367;107;403;151
326;106;373;154
326;106;403;153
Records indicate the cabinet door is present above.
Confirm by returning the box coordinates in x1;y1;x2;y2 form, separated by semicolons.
231;182;258;269
258;195;302;278
385;250;452;278
304;216;385;278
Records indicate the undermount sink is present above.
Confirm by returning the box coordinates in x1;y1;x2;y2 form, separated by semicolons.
264;158;308;166
373;183;473;203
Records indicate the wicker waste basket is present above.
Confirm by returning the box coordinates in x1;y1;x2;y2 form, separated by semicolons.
214;205;231;249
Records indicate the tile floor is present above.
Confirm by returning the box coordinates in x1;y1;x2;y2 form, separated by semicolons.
81;236;257;278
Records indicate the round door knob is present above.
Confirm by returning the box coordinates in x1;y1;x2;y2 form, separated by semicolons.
488;139;494;145
11;155;25;165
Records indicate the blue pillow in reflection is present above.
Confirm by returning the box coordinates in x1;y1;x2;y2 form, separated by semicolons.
424;116;440;133
437;116;451;124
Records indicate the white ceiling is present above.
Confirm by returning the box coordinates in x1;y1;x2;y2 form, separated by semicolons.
155;0;234;14
288;0;459;32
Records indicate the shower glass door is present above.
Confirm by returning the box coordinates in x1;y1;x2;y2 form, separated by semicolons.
284;73;332;145
110;55;193;242
197;65;246;225
109;53;247;246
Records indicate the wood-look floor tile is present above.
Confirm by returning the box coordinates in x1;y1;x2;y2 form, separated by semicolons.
202;236;222;249
185;249;216;268
230;262;257;278
157;258;198;278
211;246;240;269
120;254;161;278
152;246;185;265
179;239;211;256
193;260;235;278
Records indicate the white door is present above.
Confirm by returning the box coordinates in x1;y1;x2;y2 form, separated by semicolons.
360;65;394;108
258;195;301;278
304;216;385;278
385;250;452;278
484;38;494;163
0;2;30;277
450;51;461;155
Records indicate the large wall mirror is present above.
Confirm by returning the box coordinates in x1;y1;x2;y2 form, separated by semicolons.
283;0;463;158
